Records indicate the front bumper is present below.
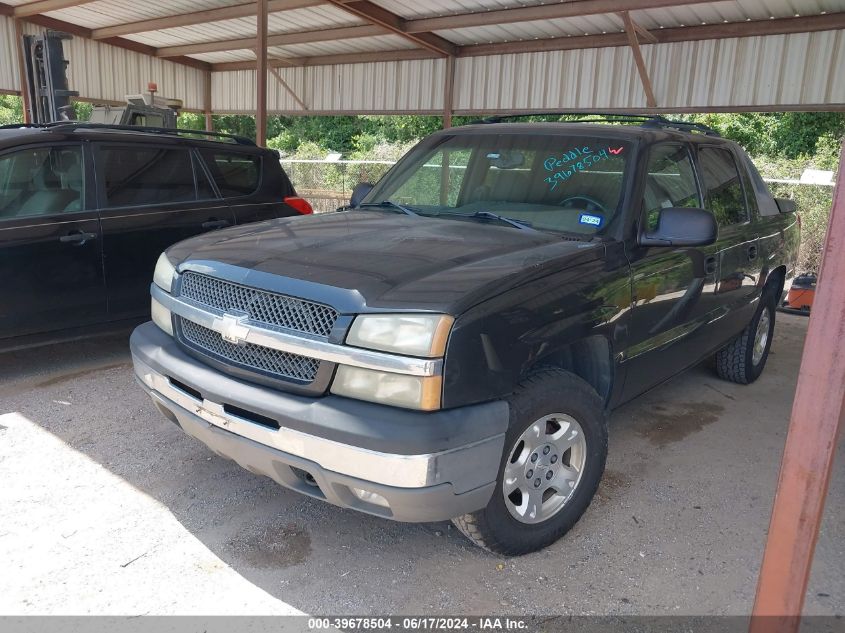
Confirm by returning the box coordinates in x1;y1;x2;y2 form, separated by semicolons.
130;322;508;522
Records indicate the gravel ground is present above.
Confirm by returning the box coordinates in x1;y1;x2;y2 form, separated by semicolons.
0;313;841;616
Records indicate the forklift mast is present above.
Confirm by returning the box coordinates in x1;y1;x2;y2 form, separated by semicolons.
21;31;79;124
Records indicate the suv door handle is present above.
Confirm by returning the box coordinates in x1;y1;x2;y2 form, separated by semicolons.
59;230;98;245
202;219;231;230
747;245;758;260
704;255;717;275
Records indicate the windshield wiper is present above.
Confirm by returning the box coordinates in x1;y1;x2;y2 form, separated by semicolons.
456;210;537;232
358;200;419;216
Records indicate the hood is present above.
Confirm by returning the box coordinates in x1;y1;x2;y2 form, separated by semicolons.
167;211;604;313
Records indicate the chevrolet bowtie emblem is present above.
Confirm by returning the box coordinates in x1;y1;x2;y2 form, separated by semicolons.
214;312;251;345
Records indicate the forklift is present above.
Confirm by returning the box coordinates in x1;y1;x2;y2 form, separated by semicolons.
21;30;181;127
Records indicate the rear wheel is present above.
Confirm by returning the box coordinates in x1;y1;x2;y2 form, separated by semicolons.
715;291;776;384
452;369;607;556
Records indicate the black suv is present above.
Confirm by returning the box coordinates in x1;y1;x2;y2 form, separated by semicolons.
130;118;799;555
0;123;311;350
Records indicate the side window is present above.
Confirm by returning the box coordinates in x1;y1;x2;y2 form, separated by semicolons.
742;153;780;216
200;150;260;198
643;144;700;231
737;160;759;216
0;145;85;220
698;147;748;226
100;146;197;208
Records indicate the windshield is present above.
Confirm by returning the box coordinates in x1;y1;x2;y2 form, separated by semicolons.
364;132;632;235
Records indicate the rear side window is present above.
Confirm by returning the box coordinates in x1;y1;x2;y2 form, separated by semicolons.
698;147;748;226
643;144;701;231
99;146;197;207
741;153;780;216
0;145;85;219
200;150;261;197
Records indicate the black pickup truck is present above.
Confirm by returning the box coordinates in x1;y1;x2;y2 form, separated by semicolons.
130;118;799;555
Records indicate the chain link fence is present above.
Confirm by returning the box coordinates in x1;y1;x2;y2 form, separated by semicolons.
281;159;395;213
282;158;834;272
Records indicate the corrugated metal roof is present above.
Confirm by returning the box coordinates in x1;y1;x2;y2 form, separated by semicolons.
368;0;533;20
120;6;362;48
270;34;418;58
436;15;625;46
2;0;844;114
44;0;236;30
190;50;257;64
7;0;843;67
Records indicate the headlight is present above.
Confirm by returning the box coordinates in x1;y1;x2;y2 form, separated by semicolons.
346;313;453;357
331;366;442;411
153;252;177;293
151;296;173;336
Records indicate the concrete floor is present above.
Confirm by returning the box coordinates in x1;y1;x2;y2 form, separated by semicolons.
0;313;841;616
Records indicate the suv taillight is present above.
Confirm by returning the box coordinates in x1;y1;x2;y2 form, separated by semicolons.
284;196;313;215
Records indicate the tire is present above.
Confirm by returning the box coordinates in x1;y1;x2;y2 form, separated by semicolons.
715;290;776;384
451;369;607;556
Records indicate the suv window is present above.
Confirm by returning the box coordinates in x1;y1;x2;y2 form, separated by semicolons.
643;144;700;231
100;146;197;208
367;133;631;235
200;150;260;197
698;147;748;226
741;152;780;216
0;145;85;219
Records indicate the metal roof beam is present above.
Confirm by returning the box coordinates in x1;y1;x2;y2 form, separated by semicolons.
323;0;457;56
156;24;385;57
90;0;324;40
211;12;845;71
461;13;845;57
620;10;657;107
270;67;308;110
619;11;658;44
212;48;436;71
12;0;98;18
404;0;715;33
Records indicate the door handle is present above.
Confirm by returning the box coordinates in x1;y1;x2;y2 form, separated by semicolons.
202;219;231;230
747;245;758;261
704;255;717;276
60;230;98;245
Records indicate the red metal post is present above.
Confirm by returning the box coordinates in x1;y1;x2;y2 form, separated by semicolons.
14;19;31;124
749;141;845;633
256;0;268;146
204;69;213;132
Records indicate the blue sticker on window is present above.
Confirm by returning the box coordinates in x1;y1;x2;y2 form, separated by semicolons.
579;213;603;227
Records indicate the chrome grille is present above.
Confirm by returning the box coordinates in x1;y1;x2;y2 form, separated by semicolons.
179;318;320;383
179;272;338;338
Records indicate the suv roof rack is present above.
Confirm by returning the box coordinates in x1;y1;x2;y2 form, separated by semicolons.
471;111;721;137
1;121;256;145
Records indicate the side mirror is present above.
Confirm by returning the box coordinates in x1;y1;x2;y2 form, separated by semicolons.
775;198;796;214
350;182;374;208
639;207;718;248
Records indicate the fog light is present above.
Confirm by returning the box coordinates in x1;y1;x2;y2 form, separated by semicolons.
350;487;389;508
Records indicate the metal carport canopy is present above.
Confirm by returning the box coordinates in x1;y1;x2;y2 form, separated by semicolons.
1;2;845;631
1;0;845;118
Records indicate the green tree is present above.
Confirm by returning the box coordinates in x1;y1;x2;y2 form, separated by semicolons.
0;95;23;125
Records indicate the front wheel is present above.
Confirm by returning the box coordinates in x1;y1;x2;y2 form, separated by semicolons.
452;369;607;556
715;291;776;384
